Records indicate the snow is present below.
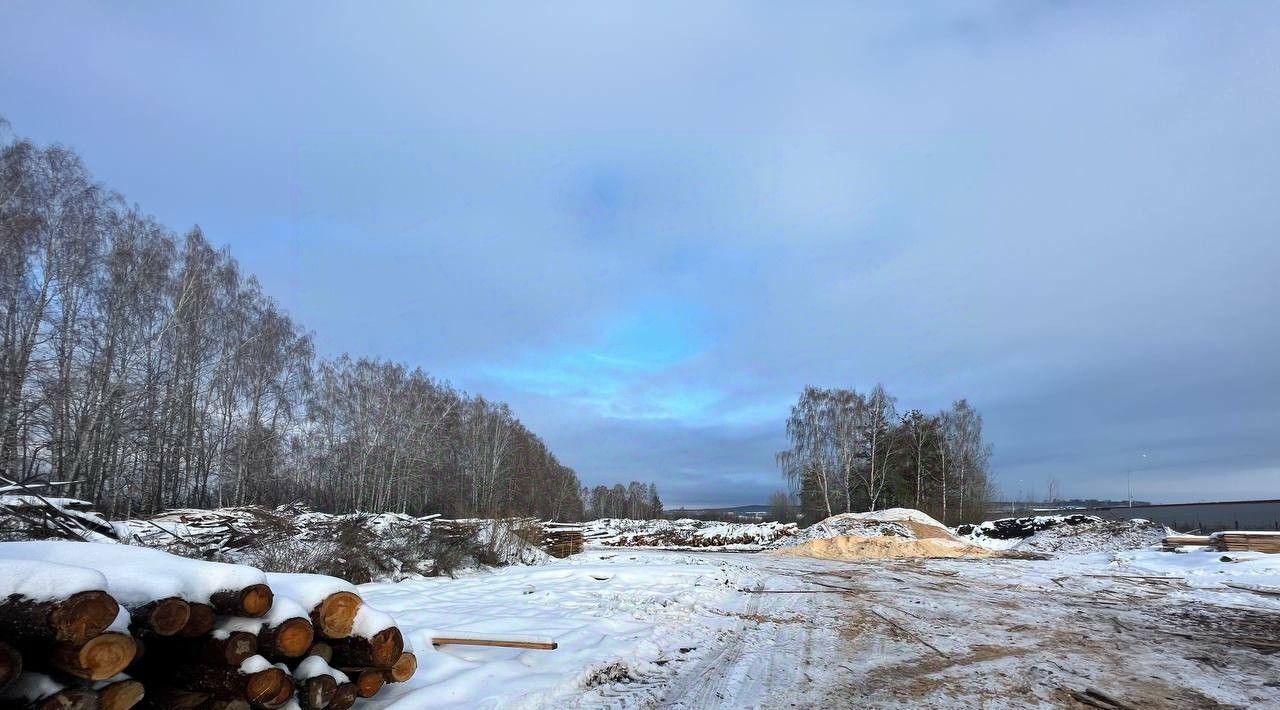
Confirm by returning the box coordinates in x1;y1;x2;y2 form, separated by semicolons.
351;544;1280;708
294;655;349;683
216;595;309;635
1116;548;1280;591
351;603;398;639
263;572;357;610
0;540;266;605
0;558;109;601
238;655;273;674
957;514;1169;554
359;550;758;708
0;671;63;702
830;507;949;528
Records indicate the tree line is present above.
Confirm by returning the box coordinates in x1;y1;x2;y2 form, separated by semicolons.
776;385;992;525
583;482;663;520
0;123;659;520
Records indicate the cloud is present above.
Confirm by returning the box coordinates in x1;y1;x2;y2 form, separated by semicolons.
3;2;1278;504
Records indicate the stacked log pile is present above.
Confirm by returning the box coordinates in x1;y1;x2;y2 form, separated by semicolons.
0;542;415;709
1162;532;1280;553
1160;534;1212;551
541;524;584;558
1210;531;1280;554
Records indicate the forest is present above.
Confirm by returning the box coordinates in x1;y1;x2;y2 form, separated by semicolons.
0;123;659;520
776;385;993;525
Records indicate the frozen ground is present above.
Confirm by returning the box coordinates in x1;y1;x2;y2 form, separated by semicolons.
360;548;1280;709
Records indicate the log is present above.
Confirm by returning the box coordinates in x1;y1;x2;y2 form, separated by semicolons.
129;597;190;637
137;688;249;710
179;604;216;638
328;683;357;710
351;670;384;699
143;631;258;667
50;632;137;680
166;665;292;709
308;592;361;639
328;627;403;668
207;585;273;619
6;688;98;710
386;652;416;683
0;641;21;692
431;636;557;650
257;617;314;659
204;632;259;667
297;674;337;710
0;591;120;645
304;643;332;665
96;678;145;710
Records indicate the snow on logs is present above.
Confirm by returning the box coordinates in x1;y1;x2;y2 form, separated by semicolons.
0;543;415;709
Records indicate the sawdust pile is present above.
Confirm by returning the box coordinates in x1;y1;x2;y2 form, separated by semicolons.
773;534;995;560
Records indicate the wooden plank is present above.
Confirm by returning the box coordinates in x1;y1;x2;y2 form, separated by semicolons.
431;636;557;651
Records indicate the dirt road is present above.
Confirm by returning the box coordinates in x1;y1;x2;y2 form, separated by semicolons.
644;552;1280;709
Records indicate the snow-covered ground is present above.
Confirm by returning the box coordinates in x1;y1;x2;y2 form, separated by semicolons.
358;546;1280;709
360;551;763;708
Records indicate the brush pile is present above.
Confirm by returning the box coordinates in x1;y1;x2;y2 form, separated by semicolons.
0;541;415;709
2;494;581;582
583;518;798;550
957;514;1168;554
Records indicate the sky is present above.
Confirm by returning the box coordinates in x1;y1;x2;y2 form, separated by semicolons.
3;2;1278;507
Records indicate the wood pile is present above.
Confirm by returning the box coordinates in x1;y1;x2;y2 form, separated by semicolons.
1160;534;1212;551
0;543;416;709
1162;531;1280;553
1210;531;1280;554
541;524;584;558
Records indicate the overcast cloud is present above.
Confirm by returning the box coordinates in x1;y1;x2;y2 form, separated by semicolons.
3;2;1277;505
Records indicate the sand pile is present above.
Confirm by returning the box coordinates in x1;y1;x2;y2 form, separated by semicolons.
774;534;995;560
784;508;961;546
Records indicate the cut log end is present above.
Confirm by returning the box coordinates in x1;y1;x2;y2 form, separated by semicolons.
267;617;314;658
244;667;291;708
180;603;216;638
302;674;337;709
369;626;404;668
98;678;146;710
311;591;361;638
220;630;260;666
330;683;358;710
50;590;120;644
134;597;191;637
387;651;417;683
238;585;274;618
55;631;137;680
306;642;333;664
208;585;273;618
353;670;385;698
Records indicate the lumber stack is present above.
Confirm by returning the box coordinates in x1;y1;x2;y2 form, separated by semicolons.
1160;534;1212;551
1210;532;1280;554
541;524;584;558
0;542;416;709
1162;531;1280;553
